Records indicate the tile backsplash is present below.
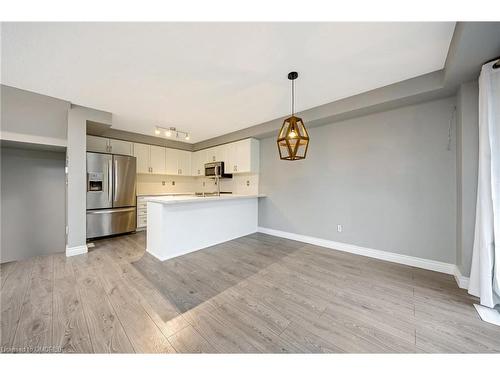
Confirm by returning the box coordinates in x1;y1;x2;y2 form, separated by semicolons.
136;174;198;195
136;173;259;195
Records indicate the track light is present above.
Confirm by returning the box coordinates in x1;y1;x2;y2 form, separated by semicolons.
154;126;191;142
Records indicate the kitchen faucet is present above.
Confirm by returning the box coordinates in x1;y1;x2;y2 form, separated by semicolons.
214;164;221;196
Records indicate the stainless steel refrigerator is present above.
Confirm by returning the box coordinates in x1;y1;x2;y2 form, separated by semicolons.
86;152;136;239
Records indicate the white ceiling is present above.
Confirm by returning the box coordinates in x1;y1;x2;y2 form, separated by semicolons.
1;22;455;143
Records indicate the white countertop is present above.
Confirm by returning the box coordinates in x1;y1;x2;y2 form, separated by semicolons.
137;192;196;197
145;194;265;205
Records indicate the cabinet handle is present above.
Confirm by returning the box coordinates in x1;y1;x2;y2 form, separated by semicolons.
113;159;118;201
198;169;200;175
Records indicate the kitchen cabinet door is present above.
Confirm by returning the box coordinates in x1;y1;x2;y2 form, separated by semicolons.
233;139;259;174
206;147;217;162
165;148;178;175
234;140;250;173
87;135;109;153
224;142;236;173
133;143;150;174
109;139;133;156
192;150;206;176
200;149;210;165
215;145;226;163
150;145;166;175
177;150;191;176
191;151;199;176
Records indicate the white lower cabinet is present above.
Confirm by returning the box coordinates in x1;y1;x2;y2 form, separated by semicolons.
136;196;148;230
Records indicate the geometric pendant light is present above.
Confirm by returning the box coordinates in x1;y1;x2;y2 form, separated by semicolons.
277;71;310;160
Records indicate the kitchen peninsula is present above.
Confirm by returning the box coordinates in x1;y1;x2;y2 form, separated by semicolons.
145;194;264;260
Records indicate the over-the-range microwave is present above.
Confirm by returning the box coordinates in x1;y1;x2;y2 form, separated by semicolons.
204;161;233;178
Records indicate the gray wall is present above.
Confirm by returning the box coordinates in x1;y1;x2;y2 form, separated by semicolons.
1;147;66;262
258;97;457;264
456;80;479;276
1;85;69;140
67;105;112;250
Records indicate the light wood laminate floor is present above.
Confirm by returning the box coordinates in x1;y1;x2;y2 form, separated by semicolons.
1;232;499;353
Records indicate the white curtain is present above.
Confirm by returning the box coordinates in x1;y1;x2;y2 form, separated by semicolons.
468;60;500;308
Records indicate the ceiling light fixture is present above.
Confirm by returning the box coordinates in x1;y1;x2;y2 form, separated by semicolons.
155;126;190;142
277;71;310;160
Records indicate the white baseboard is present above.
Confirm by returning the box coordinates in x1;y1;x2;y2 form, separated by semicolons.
66;244;88;257
257;227;463;285
453;266;470;289
474;304;500;326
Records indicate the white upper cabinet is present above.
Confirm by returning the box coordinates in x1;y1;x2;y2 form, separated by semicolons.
177;150;191;176
108;139;134;156
225;138;259;174
165;148;178;175
191;149;206;176
224;142;236;173
96;137;259;177
206;147;217;163
205;146;225;163
87;135;133;155
133;143;166;174
150;145;167;175
166;148;191;175
86;135;109;153
133;143;151;174
191;151;200;176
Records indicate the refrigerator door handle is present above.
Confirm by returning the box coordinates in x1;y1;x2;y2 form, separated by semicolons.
114;159;118;202
87;207;136;214
108;158;113;203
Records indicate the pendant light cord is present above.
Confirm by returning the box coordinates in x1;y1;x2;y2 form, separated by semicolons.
291;79;295;116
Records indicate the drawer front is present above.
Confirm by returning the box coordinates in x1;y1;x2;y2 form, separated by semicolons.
138;207;147;216
87;207;136;239
137;202;147;210
137;215;147;228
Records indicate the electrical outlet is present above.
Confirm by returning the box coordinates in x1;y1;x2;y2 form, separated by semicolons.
171;181;175;186
246;180;250;187
162;181;166;186
202;182;205;187
337;224;343;233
